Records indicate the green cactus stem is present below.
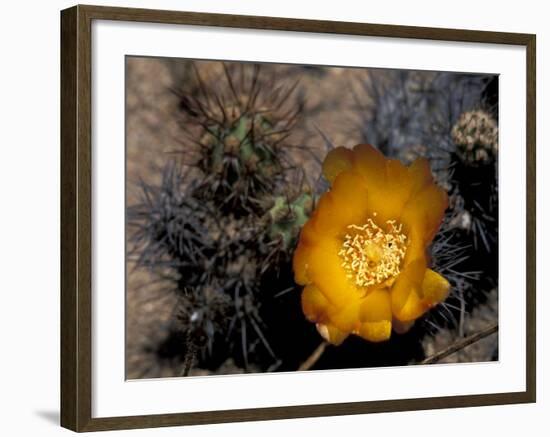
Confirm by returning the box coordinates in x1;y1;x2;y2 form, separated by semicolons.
267;192;313;250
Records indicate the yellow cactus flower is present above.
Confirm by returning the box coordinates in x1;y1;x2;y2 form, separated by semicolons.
293;144;450;345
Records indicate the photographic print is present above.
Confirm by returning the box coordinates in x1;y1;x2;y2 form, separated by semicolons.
125;57;499;379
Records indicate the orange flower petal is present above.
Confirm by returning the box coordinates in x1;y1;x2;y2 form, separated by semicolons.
306;238;356;308
309;193;344;237
390;259;427;322
358;319;392;342
400;183;448;243
301;284;330;323
386;158;412;201
408;157;434;195
403;229;427;267
293;241;312;285
359;288;392;323
351;146;419;223
420;268;451;307
392;286;426;323
351;144;387;187
357;288;392;342
311;171;370;236
329;171;370;224
322;147;354;184
316;323;349;346
365;158;411;223
326;299;361;333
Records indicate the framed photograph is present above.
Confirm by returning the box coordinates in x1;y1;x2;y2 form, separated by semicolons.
60;4;536;432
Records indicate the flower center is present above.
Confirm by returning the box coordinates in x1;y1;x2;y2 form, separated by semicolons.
338;218;407;288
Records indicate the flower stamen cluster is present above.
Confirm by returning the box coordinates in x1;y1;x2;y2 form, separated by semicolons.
339;219;407;288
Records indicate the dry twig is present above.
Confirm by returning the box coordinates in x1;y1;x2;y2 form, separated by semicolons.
421;323;499;365
298;341;328;371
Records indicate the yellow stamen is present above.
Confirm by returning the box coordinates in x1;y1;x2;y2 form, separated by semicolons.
338;218;407;288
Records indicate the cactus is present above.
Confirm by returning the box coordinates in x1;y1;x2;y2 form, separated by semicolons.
446;109;498;309
175;62;302;216
451;109;498;165
266;191;313;250
354;70;495;179
449;109;498;249
128;61;310;374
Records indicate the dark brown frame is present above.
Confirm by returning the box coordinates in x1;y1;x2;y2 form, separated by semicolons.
61;4;536;432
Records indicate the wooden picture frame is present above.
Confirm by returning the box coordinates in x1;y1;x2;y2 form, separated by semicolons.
60;4;536;432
